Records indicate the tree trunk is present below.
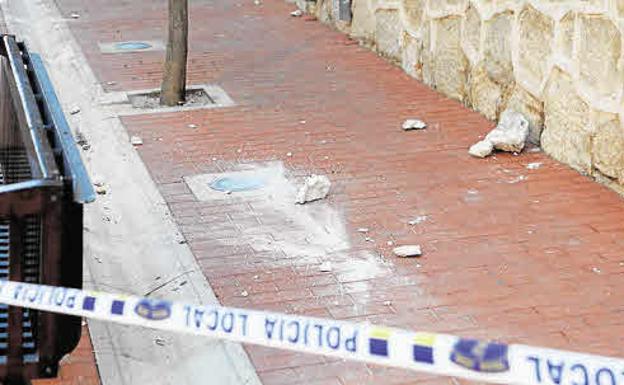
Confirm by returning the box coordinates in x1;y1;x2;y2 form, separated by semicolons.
160;0;188;106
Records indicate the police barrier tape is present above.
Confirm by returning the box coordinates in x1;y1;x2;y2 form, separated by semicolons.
0;279;621;385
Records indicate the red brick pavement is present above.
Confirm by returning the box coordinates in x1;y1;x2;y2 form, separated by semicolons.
53;0;624;384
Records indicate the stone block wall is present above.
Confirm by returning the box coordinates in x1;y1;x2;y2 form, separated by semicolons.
304;0;624;193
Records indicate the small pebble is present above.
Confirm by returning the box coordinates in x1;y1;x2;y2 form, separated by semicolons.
69;106;81;115
95;186;107;195
402;119;427;131
241;290;249;297
290;9;303;16
393;245;422;258
70;12;80;19
387;240;394;246
357;228;369;233
130;136;143;146
383;300;392;306
286;152;293;157
526;162;542;170
106;81;116;86
188;124;198;129
408;216;428;225
319;262;332;272
592;267;602;274
154;337;165;346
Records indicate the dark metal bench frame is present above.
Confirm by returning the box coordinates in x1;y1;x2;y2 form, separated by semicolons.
0;35;94;384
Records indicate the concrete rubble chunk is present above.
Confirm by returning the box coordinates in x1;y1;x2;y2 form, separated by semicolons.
486;110;530;153
408;216;428;225
469;139;494;158
402;119;427;131
469;110;529;158
393;245;422;258
296;174;331;204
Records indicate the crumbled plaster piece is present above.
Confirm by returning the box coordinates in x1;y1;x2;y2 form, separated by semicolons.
70;13;80;19
357;228;369;233
188;124;198;129
526;162;542;170
290;9;303;17
393;245;422;258
296;175;331;204
69;106;81;115
402;119;427;131
469;110;529;158
130;136;143;146
486;110;530;153
408;216;428;225
469;139;494;158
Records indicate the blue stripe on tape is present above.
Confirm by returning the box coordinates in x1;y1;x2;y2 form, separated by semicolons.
82;296;95;311
111;300;125;315
369;338;388;357
413;345;434;364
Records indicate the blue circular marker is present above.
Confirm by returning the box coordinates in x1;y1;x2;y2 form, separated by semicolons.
116;41;152;50
209;176;266;192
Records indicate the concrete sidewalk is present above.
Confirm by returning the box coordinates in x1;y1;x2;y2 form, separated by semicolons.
13;0;624;384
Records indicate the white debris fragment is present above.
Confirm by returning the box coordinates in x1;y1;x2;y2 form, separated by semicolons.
70;12;80;19
69;106;81;115
526;162;542;170
154;337;165;346
254;0;261;4
383;300;392;306
357;228;369;233
286;152;293;157
408;216;428;225
507;175;527;184
290;9;303;17
386;240;394;246
106;81;116;86
296;175;331;204
319;262;332;272
486;110;530;152
402;119;427;131
393;245;422;258
241;290;249;297
188;124;198;129
592;267;602;274
130;136;143;146
469;110;529;158
469;140;494;158
95;186;107;195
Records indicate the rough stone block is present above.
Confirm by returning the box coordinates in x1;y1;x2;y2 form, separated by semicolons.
432;16;468;101
351;0;376;41
462;5;481;66
577;15;622;103
375;9;403;60
401;32;422;79
401;0;426;32
483;11;514;86
517;5;554;91
593;117;624;183
542;68;593;174
468;63;502;120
